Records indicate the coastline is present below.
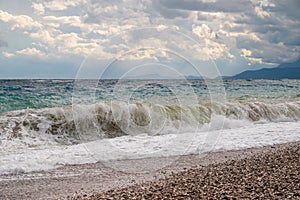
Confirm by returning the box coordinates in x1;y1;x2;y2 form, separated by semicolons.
88;141;300;200
0;141;299;199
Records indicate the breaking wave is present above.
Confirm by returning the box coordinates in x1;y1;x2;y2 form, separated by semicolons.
1;101;299;144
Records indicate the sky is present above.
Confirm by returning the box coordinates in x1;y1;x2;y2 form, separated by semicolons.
0;0;299;79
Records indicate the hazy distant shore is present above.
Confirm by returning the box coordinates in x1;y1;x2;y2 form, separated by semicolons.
0;141;299;199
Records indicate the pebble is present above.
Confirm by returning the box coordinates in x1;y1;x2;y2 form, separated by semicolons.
78;144;300;200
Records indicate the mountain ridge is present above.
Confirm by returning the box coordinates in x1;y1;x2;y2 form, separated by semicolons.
227;58;300;79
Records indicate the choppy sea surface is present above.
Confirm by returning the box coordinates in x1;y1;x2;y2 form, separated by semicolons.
0;79;300;174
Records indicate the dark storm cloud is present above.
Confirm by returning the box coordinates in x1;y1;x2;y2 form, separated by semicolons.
152;0;300;64
236;34;299;64
254;26;300;46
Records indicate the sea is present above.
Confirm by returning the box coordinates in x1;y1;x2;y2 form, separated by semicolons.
0;79;300;175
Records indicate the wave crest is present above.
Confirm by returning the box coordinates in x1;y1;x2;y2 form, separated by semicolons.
1;101;299;144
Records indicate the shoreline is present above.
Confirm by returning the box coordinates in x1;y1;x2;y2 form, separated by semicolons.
88;141;300;199
0;141;299;199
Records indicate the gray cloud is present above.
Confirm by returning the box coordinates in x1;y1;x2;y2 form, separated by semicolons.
152;0;190;19
156;0;253;13
0;39;8;47
236;35;300;64
83;0;150;24
239;2;300;48
268;0;300;20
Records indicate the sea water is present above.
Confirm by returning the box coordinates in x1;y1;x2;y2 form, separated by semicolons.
0;79;299;174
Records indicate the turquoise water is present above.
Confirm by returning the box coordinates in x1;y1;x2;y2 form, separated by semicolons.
1;79;299;113
0;80;74;113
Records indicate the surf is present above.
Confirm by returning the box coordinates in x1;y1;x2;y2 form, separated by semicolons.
1;101;299;145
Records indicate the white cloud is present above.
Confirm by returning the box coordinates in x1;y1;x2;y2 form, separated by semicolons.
30;29;56;47
16;47;46;58
192;24;217;39
42;15;138;36
43;15;81;25
241;48;252;57
254;6;270;18
55;32;97;55
29;28;101;58
32;3;45;15
43;0;87;11
0;10;42;30
192;24;234;60
116;48;169;61
2;52;15;58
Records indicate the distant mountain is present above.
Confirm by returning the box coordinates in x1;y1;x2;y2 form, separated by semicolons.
229;58;300;79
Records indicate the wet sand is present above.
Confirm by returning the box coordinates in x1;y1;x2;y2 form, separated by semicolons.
0;142;299;199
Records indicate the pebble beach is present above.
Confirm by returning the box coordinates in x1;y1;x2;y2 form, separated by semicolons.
81;142;300;199
1;142;299;199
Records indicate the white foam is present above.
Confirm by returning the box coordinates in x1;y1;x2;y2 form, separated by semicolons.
1;121;299;175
